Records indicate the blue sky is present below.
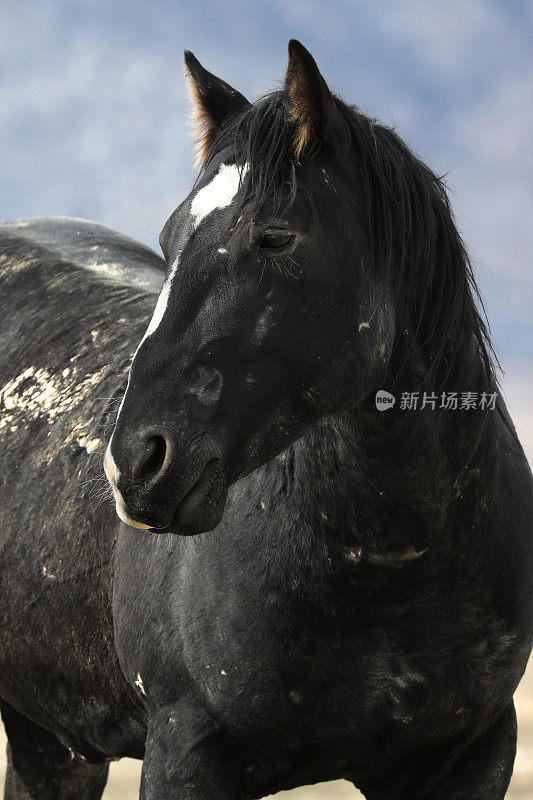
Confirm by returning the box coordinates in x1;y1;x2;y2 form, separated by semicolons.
1;0;532;456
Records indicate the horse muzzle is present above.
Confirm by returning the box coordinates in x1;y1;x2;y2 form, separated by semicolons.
104;429;227;535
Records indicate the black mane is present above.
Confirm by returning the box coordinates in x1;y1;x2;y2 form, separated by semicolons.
202;91;496;390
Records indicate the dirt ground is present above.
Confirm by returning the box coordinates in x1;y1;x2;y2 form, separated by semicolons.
0;661;531;799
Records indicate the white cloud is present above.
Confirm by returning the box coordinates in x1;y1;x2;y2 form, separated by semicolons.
0;2;281;242
360;0;516;79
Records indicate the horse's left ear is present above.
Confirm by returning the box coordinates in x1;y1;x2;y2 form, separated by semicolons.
285;39;350;161
184;50;251;166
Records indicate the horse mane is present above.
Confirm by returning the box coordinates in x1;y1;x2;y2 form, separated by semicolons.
200;91;497;390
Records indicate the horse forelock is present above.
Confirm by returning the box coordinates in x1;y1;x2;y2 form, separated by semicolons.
197;92;299;234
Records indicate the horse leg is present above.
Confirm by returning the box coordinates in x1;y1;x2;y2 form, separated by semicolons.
427;702;517;800
1;701;109;800
141;696;236;800
357;703;517;800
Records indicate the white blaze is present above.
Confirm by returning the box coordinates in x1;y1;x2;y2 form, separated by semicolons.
106;162;249;503
142;281;172;341
138;162;248;348
190;162;248;229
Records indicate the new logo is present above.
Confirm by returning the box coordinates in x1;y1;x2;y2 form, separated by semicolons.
375;390;396;411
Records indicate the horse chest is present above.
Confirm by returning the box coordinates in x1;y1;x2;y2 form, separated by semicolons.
115;526;521;770
163;579;437;752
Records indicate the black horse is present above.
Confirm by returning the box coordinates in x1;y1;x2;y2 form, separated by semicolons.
0;41;532;800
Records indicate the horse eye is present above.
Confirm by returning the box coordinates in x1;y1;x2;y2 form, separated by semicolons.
258;230;294;251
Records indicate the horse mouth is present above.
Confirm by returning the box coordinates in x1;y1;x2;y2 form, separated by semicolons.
161;457;227;534
114;456;227;535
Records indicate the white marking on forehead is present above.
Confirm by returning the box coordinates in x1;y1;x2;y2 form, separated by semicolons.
190;162;248;229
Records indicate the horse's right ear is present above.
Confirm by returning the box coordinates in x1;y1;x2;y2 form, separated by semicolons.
184;51;251;167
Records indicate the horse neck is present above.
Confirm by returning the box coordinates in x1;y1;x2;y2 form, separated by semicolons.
286;345;499;548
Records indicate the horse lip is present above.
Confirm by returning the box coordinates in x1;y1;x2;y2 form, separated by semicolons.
117;455;225;533
114;493;153;530
162;457;226;533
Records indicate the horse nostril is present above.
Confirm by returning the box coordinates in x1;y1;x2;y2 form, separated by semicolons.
138;435;167;482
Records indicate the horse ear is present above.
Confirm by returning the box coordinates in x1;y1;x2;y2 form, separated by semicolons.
284;39;350;161
184;51;251;166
